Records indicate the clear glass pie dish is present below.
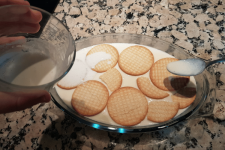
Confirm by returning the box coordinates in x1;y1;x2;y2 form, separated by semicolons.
50;33;216;133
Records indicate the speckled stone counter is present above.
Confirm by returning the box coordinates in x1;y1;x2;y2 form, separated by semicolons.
1;0;225;149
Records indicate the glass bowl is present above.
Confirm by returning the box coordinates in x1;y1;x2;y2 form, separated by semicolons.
50;33;216;133
0;5;75;92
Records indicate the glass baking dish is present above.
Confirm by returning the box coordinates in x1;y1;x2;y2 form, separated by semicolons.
50;33;216;133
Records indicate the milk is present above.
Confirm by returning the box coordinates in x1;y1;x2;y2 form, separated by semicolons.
0;52;56;87
11;58;57;86
167;58;206;76
55;43;197;126
86;52;111;68
0;37;60;86
57;59;88;88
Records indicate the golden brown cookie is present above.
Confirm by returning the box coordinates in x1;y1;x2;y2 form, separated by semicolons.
118;45;154;76
150;58;190;91
137;77;169;99
86;44;119;73
107;87;148;126
147;101;179;123
71;80;109;116
172;87;196;109
99;68;122;92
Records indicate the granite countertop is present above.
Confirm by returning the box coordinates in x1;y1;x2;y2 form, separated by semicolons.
1;0;225;149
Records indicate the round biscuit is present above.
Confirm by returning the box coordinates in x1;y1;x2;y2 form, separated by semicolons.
137;77;169;99
86;44;119;73
99;68;122;92
147;101;179;123
118;46;154;76
71;80;109;116
150;58;190;91
172;87;196;109
107;87;148;126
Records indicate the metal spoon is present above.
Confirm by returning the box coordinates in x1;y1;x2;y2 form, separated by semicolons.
167;58;225;76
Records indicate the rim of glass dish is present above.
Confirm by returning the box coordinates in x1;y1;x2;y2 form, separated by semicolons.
51;33;212;133
0;5;76;89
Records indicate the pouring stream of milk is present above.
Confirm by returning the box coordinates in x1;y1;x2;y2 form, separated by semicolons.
167;58;206;76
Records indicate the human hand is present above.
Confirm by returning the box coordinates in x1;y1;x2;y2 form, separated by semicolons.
0;0;42;44
0;0;51;114
0;90;51;114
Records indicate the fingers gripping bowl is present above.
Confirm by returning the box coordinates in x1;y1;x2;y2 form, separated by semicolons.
50;34;216;133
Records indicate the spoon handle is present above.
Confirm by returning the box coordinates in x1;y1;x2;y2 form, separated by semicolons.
206;59;225;68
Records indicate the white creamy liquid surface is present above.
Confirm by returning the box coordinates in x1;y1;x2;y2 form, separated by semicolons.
57;59;88;87
167;58;206;76
55;43;197;127
12;58;57;86
86;52;111;68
